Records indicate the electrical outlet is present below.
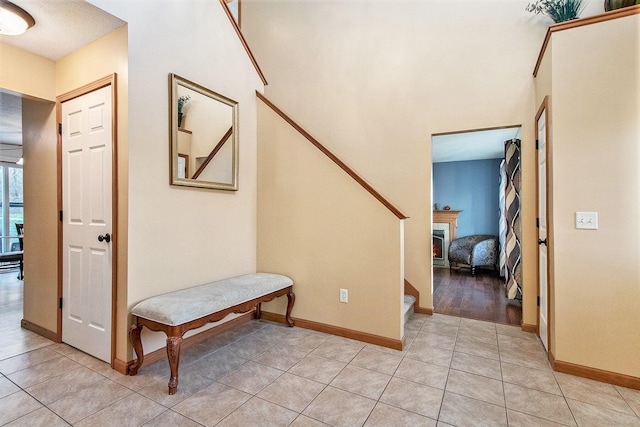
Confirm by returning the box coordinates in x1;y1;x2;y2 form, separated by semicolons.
575;212;598;230
339;288;348;303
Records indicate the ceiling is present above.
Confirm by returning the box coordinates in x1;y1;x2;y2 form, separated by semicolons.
0;0;124;163
0;0;125;61
0;92;23;163
432;127;522;163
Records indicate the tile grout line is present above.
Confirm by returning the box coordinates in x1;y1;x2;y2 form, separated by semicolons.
435;317;460;424
2;301;639;426
5;369;71;426
496;323;510;426
216;329;333;426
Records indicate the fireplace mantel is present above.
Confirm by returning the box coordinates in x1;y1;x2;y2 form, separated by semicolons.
433;210;462;242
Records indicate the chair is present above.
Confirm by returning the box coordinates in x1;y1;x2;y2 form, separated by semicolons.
448;234;498;275
16;223;24;250
15;223;24;279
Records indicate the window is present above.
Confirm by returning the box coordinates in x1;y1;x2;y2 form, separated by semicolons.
0;164;23;253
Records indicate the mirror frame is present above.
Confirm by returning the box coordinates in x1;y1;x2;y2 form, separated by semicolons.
169;73;239;190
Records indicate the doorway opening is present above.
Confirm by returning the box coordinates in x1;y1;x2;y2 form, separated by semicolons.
0;93;25;263
431;126;522;325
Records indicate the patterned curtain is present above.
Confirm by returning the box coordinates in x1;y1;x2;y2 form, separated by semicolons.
498;160;507;278
505;139;522;300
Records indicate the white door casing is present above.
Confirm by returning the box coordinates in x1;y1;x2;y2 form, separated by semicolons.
61;84;113;363
536;104;549;351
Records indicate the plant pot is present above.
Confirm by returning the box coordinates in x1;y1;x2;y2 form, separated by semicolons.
604;0;636;11
178;113;183;128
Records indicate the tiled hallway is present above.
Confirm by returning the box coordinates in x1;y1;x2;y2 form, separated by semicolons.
1;272;639;426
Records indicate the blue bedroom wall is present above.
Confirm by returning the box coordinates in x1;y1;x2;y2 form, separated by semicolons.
433;158;502;238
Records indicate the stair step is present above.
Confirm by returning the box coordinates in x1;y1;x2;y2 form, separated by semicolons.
403;294;416;324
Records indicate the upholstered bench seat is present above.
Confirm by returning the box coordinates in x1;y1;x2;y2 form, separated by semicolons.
131;273;293;326
129;273;295;394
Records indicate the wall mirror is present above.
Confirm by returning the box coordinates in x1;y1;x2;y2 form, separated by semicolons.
170;73;239;190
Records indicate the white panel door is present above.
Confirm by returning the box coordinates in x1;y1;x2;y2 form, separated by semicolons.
537;109;549;351
61;85;113;363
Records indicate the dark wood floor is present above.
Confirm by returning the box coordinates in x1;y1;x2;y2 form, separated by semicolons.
433;267;522;326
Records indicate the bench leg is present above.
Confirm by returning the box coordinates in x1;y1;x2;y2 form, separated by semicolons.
254;302;262;320
285;290;295;327
167;336;182;395
128;324;144;375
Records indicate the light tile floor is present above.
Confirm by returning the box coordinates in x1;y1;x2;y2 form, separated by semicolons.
1;273;639;426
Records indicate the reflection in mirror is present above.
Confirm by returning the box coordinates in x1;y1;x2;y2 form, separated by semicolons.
177;154;189;179
170;73;238;190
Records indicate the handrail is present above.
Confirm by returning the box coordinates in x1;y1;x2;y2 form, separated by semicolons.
533;5;640;77
257;92;408;220
218;0;268;86
191;127;232;179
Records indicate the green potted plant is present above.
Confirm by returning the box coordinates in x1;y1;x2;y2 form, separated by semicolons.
177;95;190;128
526;0;586;22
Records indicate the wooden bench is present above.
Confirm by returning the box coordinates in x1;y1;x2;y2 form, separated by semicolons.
128;273;295;394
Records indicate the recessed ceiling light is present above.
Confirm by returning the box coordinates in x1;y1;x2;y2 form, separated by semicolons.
0;0;35;36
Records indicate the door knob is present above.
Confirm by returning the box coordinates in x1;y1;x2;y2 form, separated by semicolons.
538;238;547;245
98;233;111;243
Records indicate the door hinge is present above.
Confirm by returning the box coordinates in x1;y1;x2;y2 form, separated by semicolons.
58;123;62;135
537;296;540;307
59;210;63;222
59;297;63;309
535;139;539;150
536;218;540;228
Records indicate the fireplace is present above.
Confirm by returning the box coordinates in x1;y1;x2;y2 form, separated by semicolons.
432;210;460;268
433;231;445;264
433;223;450;267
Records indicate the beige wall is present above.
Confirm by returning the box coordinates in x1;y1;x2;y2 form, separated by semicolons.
257;101;405;341
0;42;56;101
88;0;265;356
22;99;57;331
243;0;548;328
537;14;640;378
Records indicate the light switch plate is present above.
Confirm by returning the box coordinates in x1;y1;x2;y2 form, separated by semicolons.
576;212;598;230
339;289;348;303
